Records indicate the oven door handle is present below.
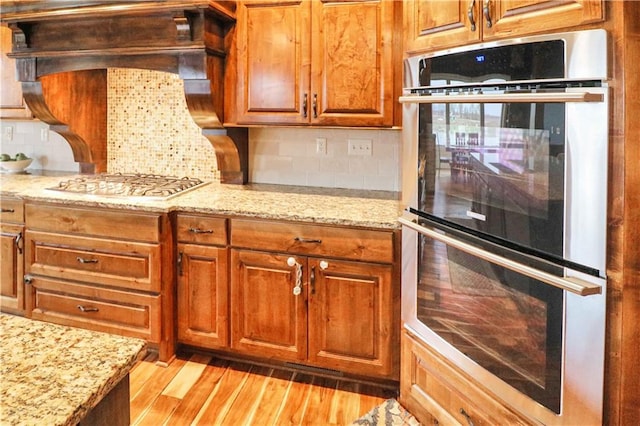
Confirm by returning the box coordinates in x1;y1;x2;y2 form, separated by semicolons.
399;216;602;296
399;91;603;104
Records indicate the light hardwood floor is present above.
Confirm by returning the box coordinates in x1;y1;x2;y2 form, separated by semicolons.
129;351;398;425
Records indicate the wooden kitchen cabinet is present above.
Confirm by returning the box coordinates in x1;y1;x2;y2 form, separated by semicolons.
23;203;175;364
230;218;399;379
400;330;534;425
0;196;25;315
176;214;229;350
0;26;32;119
229;0;397;127
404;0;603;54
231;249;307;361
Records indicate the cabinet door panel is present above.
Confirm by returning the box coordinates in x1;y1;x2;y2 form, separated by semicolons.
231;249;307;361
404;0;480;54
235;0;311;124
308;258;395;377
0;224;24;314
177;243;229;349
1;26;32;119
483;0;603;40
312;0;394;126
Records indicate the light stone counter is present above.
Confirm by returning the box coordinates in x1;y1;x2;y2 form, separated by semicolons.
0;172;403;229
0;313;146;426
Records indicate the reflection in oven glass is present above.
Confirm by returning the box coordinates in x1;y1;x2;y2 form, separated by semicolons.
417;236;563;413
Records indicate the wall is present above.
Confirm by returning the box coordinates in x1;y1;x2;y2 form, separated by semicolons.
0;120;78;172
1;69;401;191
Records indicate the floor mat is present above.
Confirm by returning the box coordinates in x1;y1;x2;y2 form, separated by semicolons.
351;398;420;425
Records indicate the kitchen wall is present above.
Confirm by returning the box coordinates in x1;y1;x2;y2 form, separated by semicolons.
0;120;78;172
1;69;401;191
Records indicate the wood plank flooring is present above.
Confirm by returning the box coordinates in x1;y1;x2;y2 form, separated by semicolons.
129;351;398;426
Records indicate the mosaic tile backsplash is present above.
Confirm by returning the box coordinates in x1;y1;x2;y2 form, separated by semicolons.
107;68;218;180
2;69;401;191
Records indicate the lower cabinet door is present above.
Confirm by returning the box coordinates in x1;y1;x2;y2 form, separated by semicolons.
0;223;25;315
177;243;229;349
230;249;307;361
307;258;396;378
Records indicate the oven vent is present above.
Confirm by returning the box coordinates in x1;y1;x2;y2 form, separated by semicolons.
0;1;248;184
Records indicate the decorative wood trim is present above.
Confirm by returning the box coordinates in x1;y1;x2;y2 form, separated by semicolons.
1;1;246;182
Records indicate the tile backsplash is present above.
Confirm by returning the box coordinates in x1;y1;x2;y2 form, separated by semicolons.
1;69;401;191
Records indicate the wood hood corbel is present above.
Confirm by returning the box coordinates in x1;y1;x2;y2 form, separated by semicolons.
0;1;248;184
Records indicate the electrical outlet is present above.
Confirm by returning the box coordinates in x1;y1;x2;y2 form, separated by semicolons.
3;125;14;141
347;139;372;156
41;128;49;141
316;138;327;155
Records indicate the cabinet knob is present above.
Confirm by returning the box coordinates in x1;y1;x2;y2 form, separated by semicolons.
23;275;33;285
319;260;328;270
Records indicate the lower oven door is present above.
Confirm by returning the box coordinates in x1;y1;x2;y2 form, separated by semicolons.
400;213;606;425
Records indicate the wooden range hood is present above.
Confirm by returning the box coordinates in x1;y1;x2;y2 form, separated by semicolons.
0;1;248;184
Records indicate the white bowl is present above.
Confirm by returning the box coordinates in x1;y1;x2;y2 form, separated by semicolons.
1;158;33;173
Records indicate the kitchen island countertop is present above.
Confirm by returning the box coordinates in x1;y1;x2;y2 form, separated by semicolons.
0;313;146;425
0;172;403;229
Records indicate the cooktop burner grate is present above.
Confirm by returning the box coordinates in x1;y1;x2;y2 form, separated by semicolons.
48;173;208;199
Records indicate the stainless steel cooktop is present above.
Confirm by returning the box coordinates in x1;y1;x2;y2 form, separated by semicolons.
48;173;208;200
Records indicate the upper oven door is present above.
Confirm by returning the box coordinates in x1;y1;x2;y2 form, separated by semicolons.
401;85;608;278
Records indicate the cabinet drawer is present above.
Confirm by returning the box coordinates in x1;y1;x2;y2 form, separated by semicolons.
26;230;162;293
0;197;24;223
401;331;532;426
25;204;161;242
231;219;394;263
176;214;227;245
28;276;161;343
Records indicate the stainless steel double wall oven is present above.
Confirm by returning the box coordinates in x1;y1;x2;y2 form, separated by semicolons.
400;29;608;425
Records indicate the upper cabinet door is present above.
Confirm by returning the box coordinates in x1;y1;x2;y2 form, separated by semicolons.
234;1;311;125
1;26;33;119
231;0;397;127
482;0;604;40
310;0;395;127
404;0;481;54
404;0;603;54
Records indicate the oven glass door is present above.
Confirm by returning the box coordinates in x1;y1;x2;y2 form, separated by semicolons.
417;99;565;259
416;231;563;413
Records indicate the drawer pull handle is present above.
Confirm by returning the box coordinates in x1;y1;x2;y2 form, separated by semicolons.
460;408;475;426
295;237;322;244
77;305;99;313
189;227;214;234
77;257;98;264
1;208;15;213
287;257;303;296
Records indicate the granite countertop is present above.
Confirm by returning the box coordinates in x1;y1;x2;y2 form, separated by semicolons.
0;171;403;229
0;313;146;426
